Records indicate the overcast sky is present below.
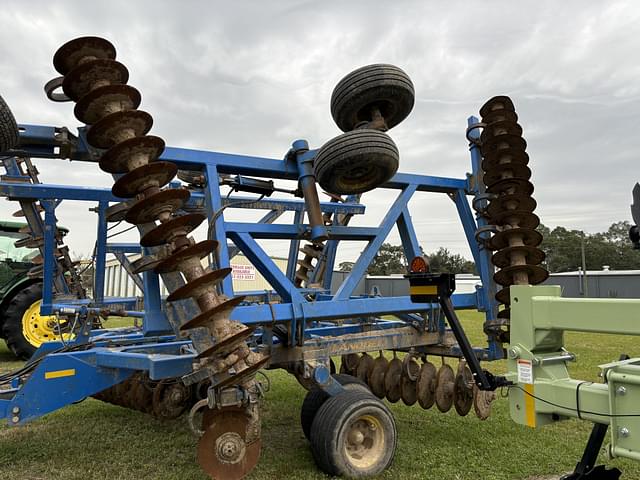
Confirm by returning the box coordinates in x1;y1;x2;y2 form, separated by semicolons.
0;1;638;265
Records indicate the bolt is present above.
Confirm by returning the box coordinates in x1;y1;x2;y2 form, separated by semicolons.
616;386;627;396
11;406;19;414
508;348;519;359
620;427;630;438
11;416;19;423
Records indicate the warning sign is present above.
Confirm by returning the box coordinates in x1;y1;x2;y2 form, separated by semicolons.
231;264;256;281
517;359;533;384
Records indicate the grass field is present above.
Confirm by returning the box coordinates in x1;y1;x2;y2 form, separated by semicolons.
1;311;639;480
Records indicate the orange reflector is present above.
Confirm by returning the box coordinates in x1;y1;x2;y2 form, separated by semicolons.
410;256;429;273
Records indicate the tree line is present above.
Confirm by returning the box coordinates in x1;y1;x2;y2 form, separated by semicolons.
338;221;640;275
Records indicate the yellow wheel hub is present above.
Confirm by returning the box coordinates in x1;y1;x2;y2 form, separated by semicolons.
344;414;385;470
21;300;72;347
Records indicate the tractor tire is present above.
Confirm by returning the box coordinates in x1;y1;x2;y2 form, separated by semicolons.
331;64;414;132
2;283;45;359
314;129;399;195
0;94;19;152
300;373;371;440
309;389;397;478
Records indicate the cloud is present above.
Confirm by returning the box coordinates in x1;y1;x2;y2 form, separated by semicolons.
0;0;638;264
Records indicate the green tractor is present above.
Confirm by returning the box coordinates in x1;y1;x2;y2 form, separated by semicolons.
0;220;70;359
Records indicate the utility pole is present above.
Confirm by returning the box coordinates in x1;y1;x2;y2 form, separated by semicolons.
581;234;588;296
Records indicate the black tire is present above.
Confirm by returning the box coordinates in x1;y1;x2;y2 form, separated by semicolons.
0;94;19;152
2;283;43;359
314;129;399;195
300;373;371;440
331;64;414;132
310;390;397;478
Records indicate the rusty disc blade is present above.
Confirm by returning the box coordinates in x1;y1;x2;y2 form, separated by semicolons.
486;178;534;197
54;36;116;75
494;264;549;287
300;244;323;258
74;84;141;125
13;204;44;217
487;194;536;218
99;135;165;173
495;287;511;305
417;360;436;409
491;210;540;230
180;296;247;331
400;359;419;406
479;95;516;118
481;108;518;125
481;133;526;158
112;162;178;198
492;245;545;269
178;169;206;187
488;227;543;251
63;58;129;101
340;353;360;375
214;355;271;389
125;188;190;224
27;265;44;277
484;164;532;189
152;380;192;419
355;352;375;384
384;357;402;403
368;355;388;399
480;120;523;143
453;363;474;416
473;386;496;420
400;375;417;406
435;364;455;413
105;201;130;223
196;325;256;359
481;147;529;171
131;255;164;274
140;213;206;247
155;239;218;273
482;154;529;174
135;379;154;414
87;110;153;149
168;268;233;302
198;408;261;480
297;258;314;270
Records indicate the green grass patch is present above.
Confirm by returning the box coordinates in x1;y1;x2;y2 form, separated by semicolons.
1;312;639;479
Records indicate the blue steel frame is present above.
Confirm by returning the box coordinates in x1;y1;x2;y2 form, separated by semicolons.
0;117;501;425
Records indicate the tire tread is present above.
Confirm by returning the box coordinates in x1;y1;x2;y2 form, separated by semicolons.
0;95;19;152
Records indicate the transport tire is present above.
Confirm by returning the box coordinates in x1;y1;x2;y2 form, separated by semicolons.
314;129;399;195
309;390;397;478
331;64;415;132
0;94;19;153
300;373;370;440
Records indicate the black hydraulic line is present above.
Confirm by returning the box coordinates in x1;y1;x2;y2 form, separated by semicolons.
439;296;509;391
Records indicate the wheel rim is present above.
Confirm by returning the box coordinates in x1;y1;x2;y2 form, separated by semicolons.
343;414;385;470
21;300;71;347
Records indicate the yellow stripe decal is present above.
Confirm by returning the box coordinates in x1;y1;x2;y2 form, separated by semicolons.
410;285;438;295
45;369;76;380
524;383;536;427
